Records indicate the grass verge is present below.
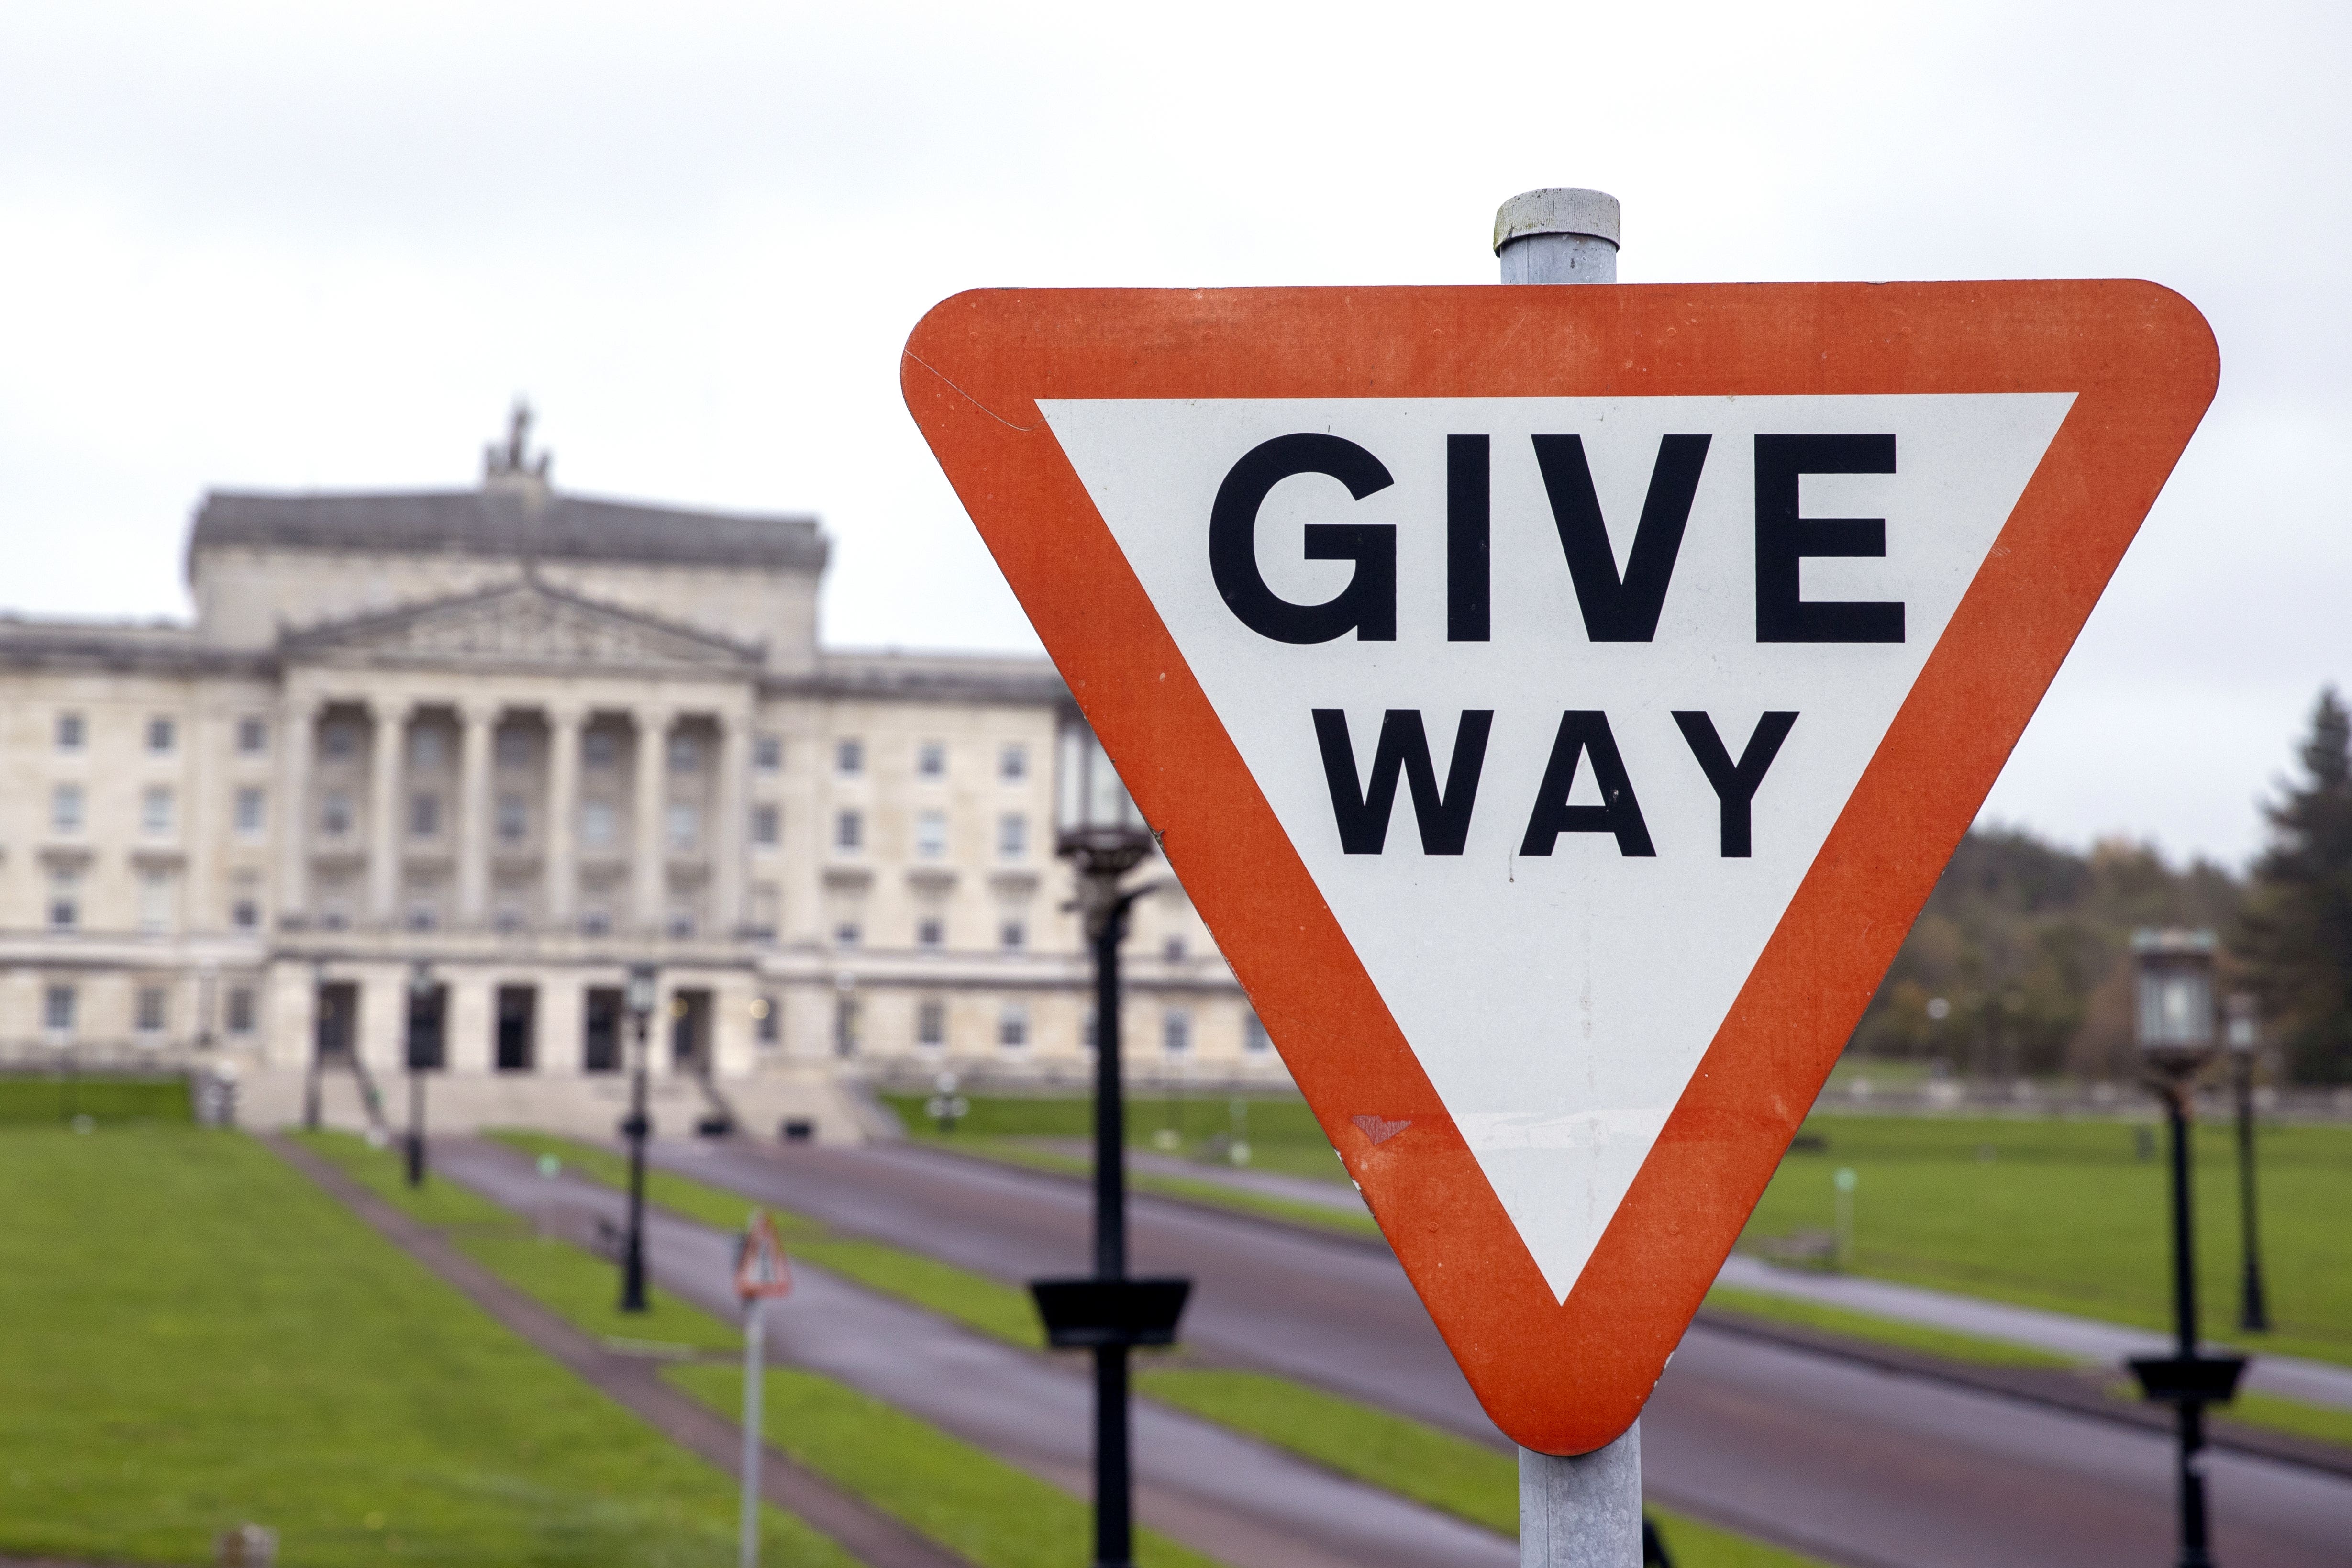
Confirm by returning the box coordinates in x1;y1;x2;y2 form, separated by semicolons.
0;1074;190;1125
312;1131;1220;1568
1;1125;850;1568
488;1130;1045;1346
1135;1368;1825;1568
1701;1286;2079;1369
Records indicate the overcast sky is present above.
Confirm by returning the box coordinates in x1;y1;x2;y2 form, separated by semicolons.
0;1;2342;868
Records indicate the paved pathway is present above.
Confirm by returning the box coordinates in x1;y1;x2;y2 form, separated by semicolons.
438;1138;1515;1568
667;1135;2352;1568
1712;1253;2352;1411
265;1135;973;1568
1102;1140;2352;1413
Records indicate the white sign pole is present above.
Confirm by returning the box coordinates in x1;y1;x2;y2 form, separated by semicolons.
740;1293;766;1568
1497;187;1644;1568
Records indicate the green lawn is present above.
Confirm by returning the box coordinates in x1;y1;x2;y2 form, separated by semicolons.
1746;1115;2352;1366
1701;1286;2079;1369
0;1126;852;1568
1136;1368;1824;1568
314;1132;1218;1568
0;1073;190;1125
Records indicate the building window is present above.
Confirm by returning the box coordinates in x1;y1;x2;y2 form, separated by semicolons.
1163;1009;1192;1056
917;1000;946;1048
236;715;268;755
47;875;78;931
668;733;702;773
580;907;611;937
43;984;76;1034
917;916;945;950
146;716;176;754
138;871;175;933
406;902;439;932
835;737;863;777
232;897;260;931
319;902;350;932
834;810;862;852
496;728;533;768
998;1004;1029;1051
915;810;948;859
410;728;445;769
224;987;256;1034
135;986;167;1034
584;730;619;769
999;920;1026;952
664;906;695;939
752;995;779;1045
51;783;83;834
917;741;947;778
235;786;266;837
142;785;175;836
498;904;528;934
55;712;85;752
410;792;441;837
834;922;862;949
666;803;699;852
1243;1011;1270;1054
497;793;529;843
321;790;353;836
322;722;357;759
1000;743;1027;782
581;800;617;849
998;813;1028;860
833;994;861;1058
752;804;780;847
754;734;782;771
1163;935;1187;962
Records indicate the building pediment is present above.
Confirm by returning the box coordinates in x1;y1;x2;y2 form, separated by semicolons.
280;578;763;674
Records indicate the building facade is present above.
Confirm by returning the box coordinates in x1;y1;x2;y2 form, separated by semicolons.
0;421;1272;1132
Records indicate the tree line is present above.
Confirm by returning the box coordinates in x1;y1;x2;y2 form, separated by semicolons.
1853;689;2352;1084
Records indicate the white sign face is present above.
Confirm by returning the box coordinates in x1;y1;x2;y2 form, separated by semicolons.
1042;394;2073;1299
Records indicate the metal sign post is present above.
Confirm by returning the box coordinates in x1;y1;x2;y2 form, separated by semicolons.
735;1211;794;1568
1495;188;1642;1568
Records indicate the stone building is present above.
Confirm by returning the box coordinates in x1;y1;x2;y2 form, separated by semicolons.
0;415;1272;1134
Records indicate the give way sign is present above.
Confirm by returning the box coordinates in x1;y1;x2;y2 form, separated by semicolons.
901;281;2216;1454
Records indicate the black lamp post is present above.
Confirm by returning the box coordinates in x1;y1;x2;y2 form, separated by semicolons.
619;961;658;1314
2128;929;2249;1568
404;959;434;1187
2224;994;2270;1334
1029;723;1190;1568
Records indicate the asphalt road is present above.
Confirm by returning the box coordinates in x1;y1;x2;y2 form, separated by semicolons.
440;1139;1514;1568
656;1137;2352;1568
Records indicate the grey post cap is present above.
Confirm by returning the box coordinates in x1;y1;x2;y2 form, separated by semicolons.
1493;188;1621;254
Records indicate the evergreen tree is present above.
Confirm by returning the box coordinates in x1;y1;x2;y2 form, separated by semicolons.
2236;688;2352;1082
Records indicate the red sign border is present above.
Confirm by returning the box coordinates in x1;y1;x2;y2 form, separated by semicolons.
902;281;2217;1453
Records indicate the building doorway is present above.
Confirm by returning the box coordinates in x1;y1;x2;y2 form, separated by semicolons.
583;987;623;1073
315;982;359;1062
669;988;711;1074
406;984;446;1070
495;986;536;1072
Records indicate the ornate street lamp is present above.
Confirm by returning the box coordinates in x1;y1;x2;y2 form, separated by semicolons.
2224;994;2270;1334
2128;930;2248;1568
619;961;659;1313
1030;722;1189;1568
404;960;436;1188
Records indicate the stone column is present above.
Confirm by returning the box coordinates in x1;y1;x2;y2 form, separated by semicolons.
545;705;585;930
632;708;672;933
711;709;749;939
276;696;320;925
366;699;410;924
456;702;498;926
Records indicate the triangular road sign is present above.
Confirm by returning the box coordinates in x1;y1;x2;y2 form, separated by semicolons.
736;1211;793;1302
902;282;2215;1454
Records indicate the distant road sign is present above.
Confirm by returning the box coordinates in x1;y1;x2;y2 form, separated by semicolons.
735;1211;793;1302
902;281;2215;1454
